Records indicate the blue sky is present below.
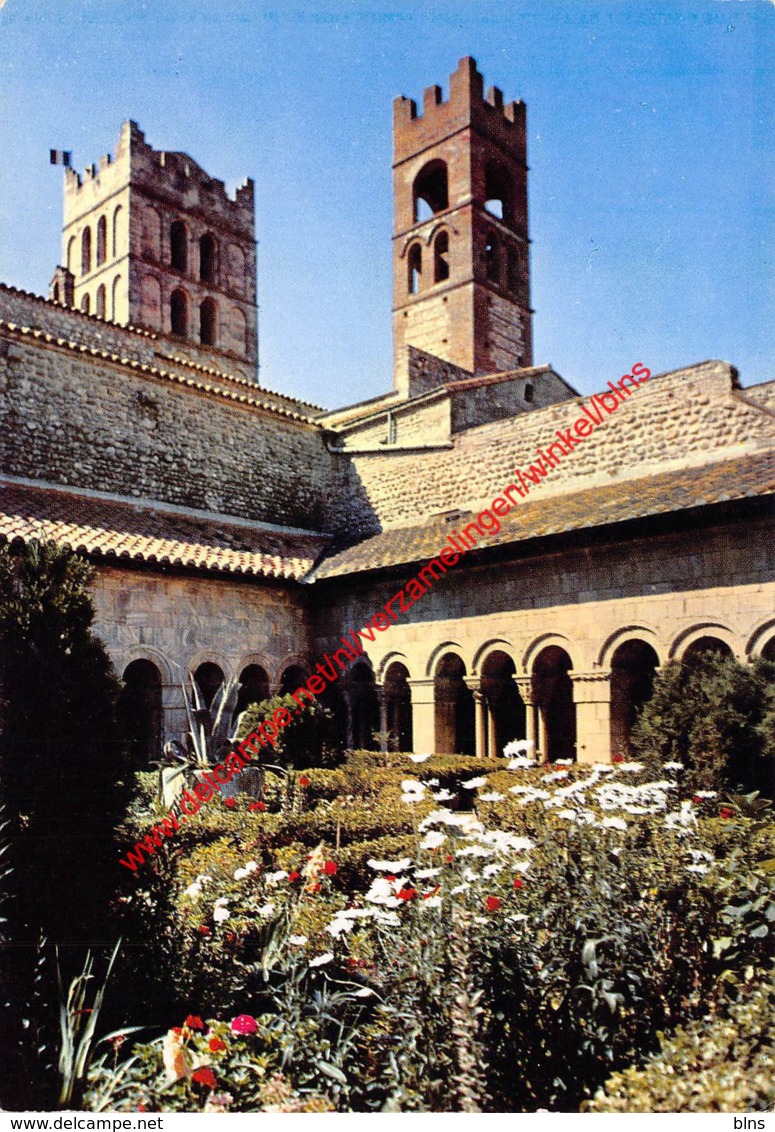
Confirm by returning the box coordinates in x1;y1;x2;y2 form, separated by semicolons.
0;0;772;405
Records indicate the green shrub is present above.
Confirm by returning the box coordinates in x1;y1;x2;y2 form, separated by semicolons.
584;977;775;1112
236;694;342;769
631;654;775;796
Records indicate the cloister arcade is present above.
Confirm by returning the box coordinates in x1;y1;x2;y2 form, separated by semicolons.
116;618;775;765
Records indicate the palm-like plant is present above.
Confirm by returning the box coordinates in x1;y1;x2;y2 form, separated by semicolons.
157;674;240;808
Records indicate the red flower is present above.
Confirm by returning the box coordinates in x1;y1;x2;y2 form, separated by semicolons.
197;925;212;936
136;1104;147;1113
323;861;337;876
298;775;311;787
308;882;321;894
230;1013;258;1035
485;896;502;911
423;885;441;900
248;801;266;812
224;797;238;809
397;887;418;901
386;875;397;882
185;1015;205;1031
288;870;301;883
445;854;453;864
720;806;735;819
513;877;524;889
192;1067;217;1089
692;796;704;805
612;754;624;764
208;1036;227;1052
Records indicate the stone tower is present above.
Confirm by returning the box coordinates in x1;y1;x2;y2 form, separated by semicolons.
53;121;259;381
392;57;533;393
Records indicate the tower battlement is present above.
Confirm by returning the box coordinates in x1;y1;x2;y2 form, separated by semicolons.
393;57;526;166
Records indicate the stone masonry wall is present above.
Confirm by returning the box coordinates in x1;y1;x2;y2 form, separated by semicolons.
0;326;355;532
341;362;775;529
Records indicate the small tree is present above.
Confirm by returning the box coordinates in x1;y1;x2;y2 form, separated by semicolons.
630;652;775;796
236;693;341;769
0;539;130;1108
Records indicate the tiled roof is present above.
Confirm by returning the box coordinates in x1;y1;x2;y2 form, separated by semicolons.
0;481;328;581
311;451;775;580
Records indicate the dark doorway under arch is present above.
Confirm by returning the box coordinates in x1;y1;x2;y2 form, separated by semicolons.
235;664;270;717
610;639;659;760
118;659;163;764
383;661;413;752
533;646;576;761
481;650;525;757
345;662;380;750
434;653;475;755
194;662;224;711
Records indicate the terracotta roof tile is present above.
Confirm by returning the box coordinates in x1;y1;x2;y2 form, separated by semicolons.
311;451;775;580
0;481;328;581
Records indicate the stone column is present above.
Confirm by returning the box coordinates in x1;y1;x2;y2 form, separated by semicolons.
465;680;488;759
377;685;389;753
514;676;541;760
487;704;498;760
407;678;436;754
570;670;612;764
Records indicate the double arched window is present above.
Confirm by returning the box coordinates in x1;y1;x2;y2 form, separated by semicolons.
484;161;515;224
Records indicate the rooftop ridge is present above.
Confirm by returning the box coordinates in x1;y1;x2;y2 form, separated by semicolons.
0;319;321;427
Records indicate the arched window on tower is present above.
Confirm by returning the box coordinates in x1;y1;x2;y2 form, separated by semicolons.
484;162;515;224
112;206;123;258
66;236;76;273
170;221;188;272
433;230;450;283
112;275;122;321
485;231;501;284
96;216;107;266
407;243;422;295
170;288;188;337
80;293;91;315
81;227;92;276
199;233;217;283
96;284;106;319
413;160;448;223
199;298;217;346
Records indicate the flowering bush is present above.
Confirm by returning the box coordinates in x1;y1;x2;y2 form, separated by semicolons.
98;751;774;1112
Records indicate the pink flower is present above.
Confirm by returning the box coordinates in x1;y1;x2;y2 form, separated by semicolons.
230;1014;258;1035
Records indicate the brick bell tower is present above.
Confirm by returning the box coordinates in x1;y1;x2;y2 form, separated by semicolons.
392;57;533;393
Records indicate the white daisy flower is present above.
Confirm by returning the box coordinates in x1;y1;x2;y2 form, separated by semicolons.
309;952;334;968
408;754;431;763
462;776;488;789
367;857;412;872
288;935;308;946
601;817;627;831
479;791;505;801
419;830;446;850
414;867;442;878
432;789;456;802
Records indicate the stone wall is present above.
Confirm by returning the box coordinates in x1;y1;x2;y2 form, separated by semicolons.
0;323;355;532
343;361;775;529
91;563;312;740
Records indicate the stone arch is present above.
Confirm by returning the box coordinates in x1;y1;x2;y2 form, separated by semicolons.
598;625;664;670
481;648;525;757
609;638;660;760
472;638;516;675
426;640;468;679
118;657;163;764
279;663;309;696
343;660;380;750
670;624;738;661
81;227;92;276
235;663;271;717
229;307;247;355
66;236;76;273
96;215;107;266
746;619;775;661
532;645;576;762
228;243;246;292
112;205;123;258
434;651;475;755
383;659;413;752
522;633;575;676
413;158;448;222
111;274;123;321
376;650;413;682
141;275;163;329
142;207;162;260
170;287;189;337
193;661;225;710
